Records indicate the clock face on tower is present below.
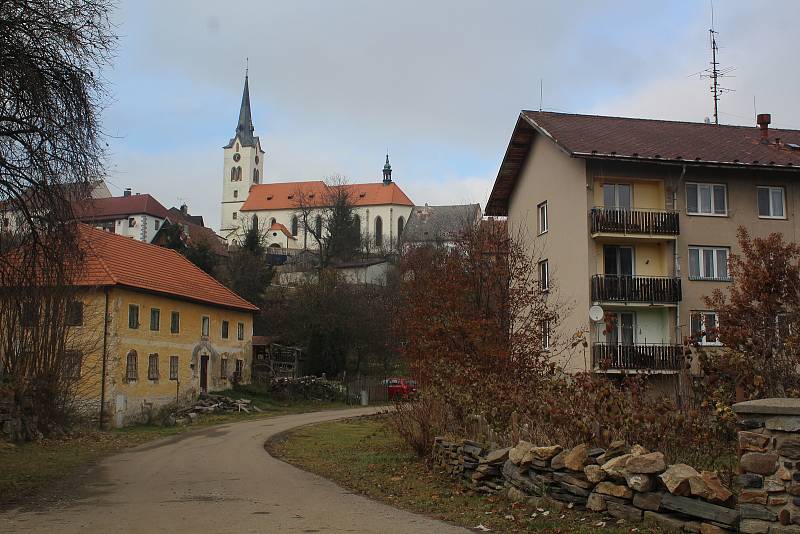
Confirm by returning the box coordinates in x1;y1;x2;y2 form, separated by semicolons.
233;153;241;162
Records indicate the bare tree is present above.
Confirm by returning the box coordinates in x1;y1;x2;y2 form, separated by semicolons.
0;0;115;438
293;175;360;267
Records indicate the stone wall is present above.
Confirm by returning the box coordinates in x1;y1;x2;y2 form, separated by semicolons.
433;437;739;532
433;398;800;533
732;398;800;533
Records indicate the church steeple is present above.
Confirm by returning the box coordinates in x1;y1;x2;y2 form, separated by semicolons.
382;153;392;184
235;71;256;147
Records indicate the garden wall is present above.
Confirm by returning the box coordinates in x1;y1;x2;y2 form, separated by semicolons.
431;398;800;533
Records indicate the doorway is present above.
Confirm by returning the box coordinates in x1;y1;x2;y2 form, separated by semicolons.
604;245;634;276
200;355;209;393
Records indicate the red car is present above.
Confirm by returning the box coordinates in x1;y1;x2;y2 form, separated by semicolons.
385;378;418;401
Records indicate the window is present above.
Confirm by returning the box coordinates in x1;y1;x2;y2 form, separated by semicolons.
125;350;138;382
222;320;229;339
254;168;259;183
538;259;549;291
541;321;550;350
688;246;729;280
148;353;159;380
270;217;276;226
230;167;236;181
233;189;238;198
66;301;83;326
64;350;82;379
170;311;180;334
537;201;548;234
315;215;322;237
353;215;361;241
758;186;786;218
128;304;140;329
150;308;160;331
233;212;238;220
201;316;210;337
220;358;228;380
20;301;37;327
603;183;632;210
605;312;636;346
169;356;179;380
235;359;244;376
604;245;634;276
128;217;136;227
154;219;160;230
375;216;383;246
691;311;720;345
291;216;299;236
237;322;244;341
236;166;242;181
686;183;727;215
397;216;405;237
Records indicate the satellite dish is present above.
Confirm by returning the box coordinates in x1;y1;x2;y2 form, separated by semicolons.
589;305;605;322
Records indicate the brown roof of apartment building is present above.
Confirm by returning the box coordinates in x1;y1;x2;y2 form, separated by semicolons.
487;111;800;215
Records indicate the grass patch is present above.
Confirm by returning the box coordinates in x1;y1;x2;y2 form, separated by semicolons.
271;417;663;533
0;395;345;506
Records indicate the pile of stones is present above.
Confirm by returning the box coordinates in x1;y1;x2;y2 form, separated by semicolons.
164;393;261;426
433;437;740;532
265;376;342;401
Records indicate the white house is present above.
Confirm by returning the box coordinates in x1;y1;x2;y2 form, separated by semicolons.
72;190;171;243
219;74;414;250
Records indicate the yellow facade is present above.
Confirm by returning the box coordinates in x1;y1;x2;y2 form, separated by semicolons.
593;241;671;277
72;287;254;427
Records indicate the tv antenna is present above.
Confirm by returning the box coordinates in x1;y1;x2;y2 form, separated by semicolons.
698;3;734;125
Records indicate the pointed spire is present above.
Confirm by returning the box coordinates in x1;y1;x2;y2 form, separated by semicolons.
235;69;256;146
382;153;392;184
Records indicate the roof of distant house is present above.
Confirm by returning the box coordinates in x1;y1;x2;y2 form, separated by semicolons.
73;194;171;221
240;181;414;211
402;204;482;243
487;111;800;215
168;206;204;226
77;224;257;312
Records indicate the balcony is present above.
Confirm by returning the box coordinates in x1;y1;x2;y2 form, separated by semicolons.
591;275;681;304
590;208;679;237
591;343;684;372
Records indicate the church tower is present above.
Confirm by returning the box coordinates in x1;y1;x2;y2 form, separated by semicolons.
220;71;264;236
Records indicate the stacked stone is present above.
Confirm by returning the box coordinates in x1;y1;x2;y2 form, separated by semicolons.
733;398;800;534
433;436;739;532
431;437;507;493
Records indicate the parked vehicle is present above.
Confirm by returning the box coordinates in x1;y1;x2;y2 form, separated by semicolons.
384;377;418;401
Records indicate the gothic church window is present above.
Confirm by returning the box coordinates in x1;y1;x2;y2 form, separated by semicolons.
315;215;322;236
353;214;361;241
397;216;405;238
253;168;259;183
374;216;383;246
230;167;236;181
291;216;298;237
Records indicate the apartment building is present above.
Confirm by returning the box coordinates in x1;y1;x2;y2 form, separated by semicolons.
486;111;800;376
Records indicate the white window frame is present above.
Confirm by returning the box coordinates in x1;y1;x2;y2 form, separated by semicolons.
538;259;549;292
686;182;728;216
688;246;730;281
541;320;550;351
537;201;548;235
690;311;721;346
757;186;786;219
201;316;210;337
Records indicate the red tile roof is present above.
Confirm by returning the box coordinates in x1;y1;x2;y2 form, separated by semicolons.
73;194;171;221
77;224;257;312
269;222;295;239
487;111;800;215
240;181;414;211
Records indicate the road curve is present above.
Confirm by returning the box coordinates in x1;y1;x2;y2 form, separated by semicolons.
1;407;469;533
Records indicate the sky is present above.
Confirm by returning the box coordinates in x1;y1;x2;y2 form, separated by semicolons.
102;1;800;232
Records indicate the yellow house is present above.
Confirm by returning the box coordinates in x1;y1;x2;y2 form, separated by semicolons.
72;224;258;427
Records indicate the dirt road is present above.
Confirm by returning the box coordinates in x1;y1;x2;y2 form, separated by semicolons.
1;407;468;533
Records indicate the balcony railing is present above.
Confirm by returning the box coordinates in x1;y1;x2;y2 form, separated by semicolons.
591;343;684;372
591;275;681;303
590;208;679;236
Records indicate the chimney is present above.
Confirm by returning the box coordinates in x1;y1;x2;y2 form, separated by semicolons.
123;188;131;197
180;203;188;215
757;113;771;143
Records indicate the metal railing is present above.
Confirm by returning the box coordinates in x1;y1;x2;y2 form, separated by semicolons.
591;343;684;371
591;275;681;303
590;208;679;236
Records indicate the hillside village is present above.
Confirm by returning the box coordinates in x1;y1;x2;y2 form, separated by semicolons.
5;2;800;534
